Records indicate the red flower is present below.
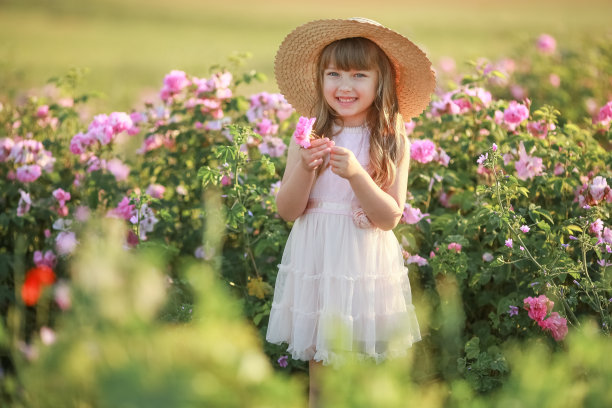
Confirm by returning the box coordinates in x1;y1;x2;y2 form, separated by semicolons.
21;266;56;306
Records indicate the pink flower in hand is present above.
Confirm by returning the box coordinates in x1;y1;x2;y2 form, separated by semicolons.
540;312;568;341
293;117;315;148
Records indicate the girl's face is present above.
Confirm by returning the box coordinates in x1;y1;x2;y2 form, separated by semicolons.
322;64;378;127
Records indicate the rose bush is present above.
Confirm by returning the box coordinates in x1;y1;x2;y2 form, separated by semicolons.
0;35;611;403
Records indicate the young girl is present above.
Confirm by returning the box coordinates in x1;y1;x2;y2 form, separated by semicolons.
265;17;435;403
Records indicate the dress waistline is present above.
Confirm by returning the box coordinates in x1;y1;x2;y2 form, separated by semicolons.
304;199;353;216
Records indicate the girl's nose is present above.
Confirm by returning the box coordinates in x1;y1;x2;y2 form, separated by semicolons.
338;78;352;91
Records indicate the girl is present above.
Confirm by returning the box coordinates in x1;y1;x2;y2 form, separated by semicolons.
265;18;435;404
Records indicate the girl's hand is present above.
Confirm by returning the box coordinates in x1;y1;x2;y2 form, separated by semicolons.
330;146;363;180
300;137;332;172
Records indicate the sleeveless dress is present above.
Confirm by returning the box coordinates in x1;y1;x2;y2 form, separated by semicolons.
265;125;421;367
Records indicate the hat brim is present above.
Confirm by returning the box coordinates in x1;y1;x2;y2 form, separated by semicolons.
275;19;436;120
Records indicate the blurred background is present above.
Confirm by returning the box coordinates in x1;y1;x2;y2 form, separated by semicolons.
2;0;612;111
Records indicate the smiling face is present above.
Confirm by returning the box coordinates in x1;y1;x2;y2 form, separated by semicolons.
322;65;378;127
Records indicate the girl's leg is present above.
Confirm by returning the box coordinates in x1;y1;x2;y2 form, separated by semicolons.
309;359;324;408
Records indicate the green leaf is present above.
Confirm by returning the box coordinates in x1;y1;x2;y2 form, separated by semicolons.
465;337;480;360
537;220;551;232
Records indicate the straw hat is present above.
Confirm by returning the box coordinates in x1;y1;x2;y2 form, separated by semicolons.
275;18;436;120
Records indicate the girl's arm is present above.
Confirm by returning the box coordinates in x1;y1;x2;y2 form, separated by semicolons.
330;139;410;231
276;137;332;222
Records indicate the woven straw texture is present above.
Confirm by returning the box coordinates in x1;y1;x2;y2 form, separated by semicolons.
275;18;436;120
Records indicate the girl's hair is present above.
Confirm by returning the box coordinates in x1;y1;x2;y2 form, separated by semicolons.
313;37;407;190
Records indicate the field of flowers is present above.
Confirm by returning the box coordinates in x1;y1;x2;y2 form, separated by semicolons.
0;33;611;406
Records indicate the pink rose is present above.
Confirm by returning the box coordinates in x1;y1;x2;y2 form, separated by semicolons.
590;219;603;236
515;141;543;181
56;231;78;255
17;189;31;216
596;101;612;126
539;312;568;341
52;188;71;207
106;158;131;182
447;242;462;253
549;74;561;88
16;164;42;183
36;105;49;118
34;250;56;268
146;183;166;199
589;176;609;202
523;295;554;322
163;70;190;94
293;117;315;148
536;34;556;54
402;203;428;224
504;101;530;129
603;227;612;244
410;139;437;164
406;254;428;266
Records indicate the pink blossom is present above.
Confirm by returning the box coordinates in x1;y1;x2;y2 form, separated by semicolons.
75;205;90;222
554;163;565;176
590;219;603;236
515;141;543;180
0;137;14;162
596;101;612;126
438;56;456;72
56;231;78;255
40;327;56;345
54;281;71;310
505;238;513;248
492;143;498;152
52;188;71;207
510;85;526;101
162;70;190;97
549;74;561;88
107;196;135;220
293;116;315;148
108;112;133;134
259;136;286;158
34;250;56;268
504;101;529;130
523;295;554;322
603;227;612;244
527;120;554;139
106;158;131;182
589;176;609;202
539;312;568;341
520;225;530;233
402;203;428;224
447;242;462;253
536;34;556;54
146;183;166;199
435;149;450;167
404;121;416;136
410;139;437;164
482;252;494;262
16;164;42;183
255;118;279;136
36;105;49;118
406;254;428;266
17;189;31;216
477;153;488;165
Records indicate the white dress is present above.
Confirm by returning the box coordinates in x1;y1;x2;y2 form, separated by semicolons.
266;125;421;367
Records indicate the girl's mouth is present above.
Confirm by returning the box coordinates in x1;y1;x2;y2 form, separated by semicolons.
337;97;357;103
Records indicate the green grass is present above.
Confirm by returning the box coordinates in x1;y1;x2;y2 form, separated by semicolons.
2;0;612;111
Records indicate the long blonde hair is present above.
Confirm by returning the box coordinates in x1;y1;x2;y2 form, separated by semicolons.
312;37;407;190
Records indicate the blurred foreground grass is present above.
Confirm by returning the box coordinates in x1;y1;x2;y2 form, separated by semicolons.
2;0;612;112
5;212;612;407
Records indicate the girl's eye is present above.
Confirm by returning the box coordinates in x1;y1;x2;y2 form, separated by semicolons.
327;71;339;77
354;73;367;78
